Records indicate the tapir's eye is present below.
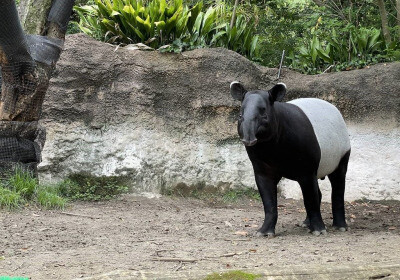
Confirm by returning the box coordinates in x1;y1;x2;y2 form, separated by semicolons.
261;108;268;118
238;113;243;121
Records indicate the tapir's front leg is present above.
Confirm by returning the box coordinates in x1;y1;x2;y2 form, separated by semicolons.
252;165;282;237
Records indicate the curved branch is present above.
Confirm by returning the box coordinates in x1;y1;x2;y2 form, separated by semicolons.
0;0;36;120
0;0;75;121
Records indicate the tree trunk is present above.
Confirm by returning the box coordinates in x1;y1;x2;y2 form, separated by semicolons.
0;0;75;176
397;0;400;38
18;0;53;35
230;0;240;29
376;0;392;44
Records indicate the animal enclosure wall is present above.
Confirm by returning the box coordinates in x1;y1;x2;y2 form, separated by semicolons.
39;34;400;201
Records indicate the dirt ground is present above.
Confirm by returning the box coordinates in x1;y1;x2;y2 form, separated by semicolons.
1;194;400;279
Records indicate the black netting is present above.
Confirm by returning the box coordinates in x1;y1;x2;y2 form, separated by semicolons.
0;121;45;164
0;161;37;179
47;0;76;32
0;137;37;163
26;35;64;66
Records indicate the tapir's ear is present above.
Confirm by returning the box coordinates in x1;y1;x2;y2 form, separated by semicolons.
269;83;287;103
230;81;247;101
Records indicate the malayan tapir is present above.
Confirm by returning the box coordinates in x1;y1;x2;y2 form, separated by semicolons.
230;81;351;237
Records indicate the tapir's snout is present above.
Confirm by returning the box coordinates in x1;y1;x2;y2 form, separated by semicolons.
241;138;258;146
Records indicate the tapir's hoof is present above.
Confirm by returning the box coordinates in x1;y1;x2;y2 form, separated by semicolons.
311;229;327;236
335;226;348;232
299;219;310;228
254;231;275;238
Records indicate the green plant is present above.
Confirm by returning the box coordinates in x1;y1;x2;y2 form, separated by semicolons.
0;186;22;209
289;26;391;74
59;173;129;201
222;188;260;203
204;270;261;280
73;0;259;59
74;0;203;46
254;0;400;72
0;169;66;210
211;14;259;58
36;186;67;209
7;168;38;200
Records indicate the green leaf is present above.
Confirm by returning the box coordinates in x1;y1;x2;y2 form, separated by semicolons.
165;5;183;35
228;26;237;48
127;22;145;40
368;29;381;50
316;48;332;63
176;11;190;38
159;0;166;14
311;35;319;64
155;20;166;30
111;10;120;17
210;30;226;45
187;1;203;33
95;0;110;17
74;5;97;14
192;11;203;33
144;14;151;34
201;6;216;36
78;25;93;35
250;35;259;57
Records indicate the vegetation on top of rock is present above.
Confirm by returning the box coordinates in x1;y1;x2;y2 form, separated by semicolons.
69;0;400;74
72;0;259;59
244;0;400;73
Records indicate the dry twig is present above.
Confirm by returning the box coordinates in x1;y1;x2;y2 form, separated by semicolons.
60;212;100;219
151;257;198;263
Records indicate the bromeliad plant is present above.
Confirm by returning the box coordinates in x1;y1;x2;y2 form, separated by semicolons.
289;27;390;74
73;0;259;59
211;15;259;58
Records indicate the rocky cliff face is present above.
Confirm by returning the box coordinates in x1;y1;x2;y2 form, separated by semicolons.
39;34;400;201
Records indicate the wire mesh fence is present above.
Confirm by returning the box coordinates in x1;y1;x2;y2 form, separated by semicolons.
0;0;73;176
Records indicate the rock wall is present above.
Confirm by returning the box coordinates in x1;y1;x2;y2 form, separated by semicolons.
39;34;400;201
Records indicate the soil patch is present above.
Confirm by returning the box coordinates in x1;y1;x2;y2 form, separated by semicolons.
1;195;399;279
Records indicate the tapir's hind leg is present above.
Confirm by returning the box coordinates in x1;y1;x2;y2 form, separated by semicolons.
328;150;351;231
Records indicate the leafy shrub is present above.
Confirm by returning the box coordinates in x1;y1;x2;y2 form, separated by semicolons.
59;173;129;201
252;0;400;73
288;26;399;74
73;0;259;59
